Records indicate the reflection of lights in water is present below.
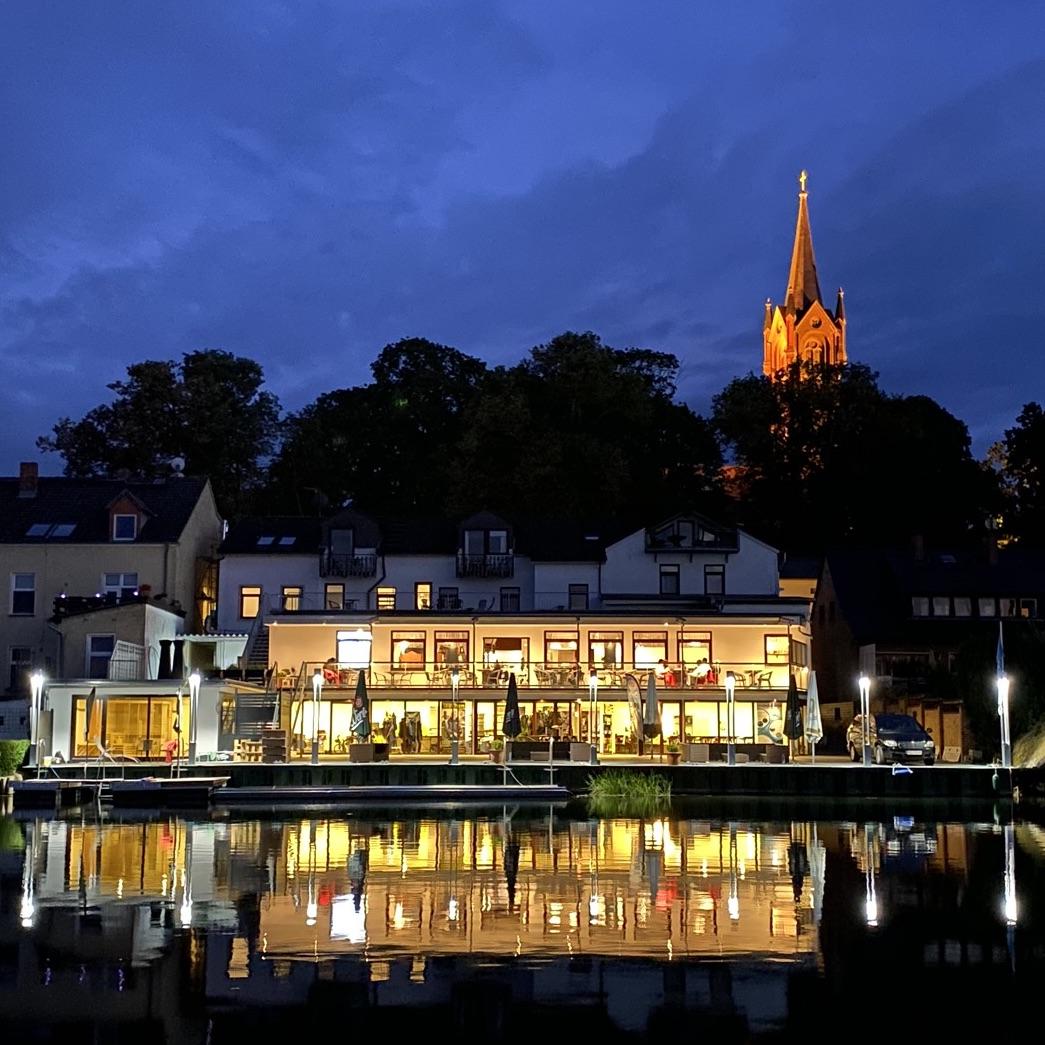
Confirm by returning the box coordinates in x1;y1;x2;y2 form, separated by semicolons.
330;896;367;944
864;823;879;928
548;901;562;926
727;892;740;921
701;859;708;877
306;901;318;926
1003;822;1018;926
448;897;459;922
19;895;34;929
393;902;405;929
161;873;169;898
180;897;193;927
589;894;605;923
865;896;878;926
116;878;124;899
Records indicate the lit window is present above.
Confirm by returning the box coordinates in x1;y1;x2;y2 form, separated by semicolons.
1000;598;1017;617
112;514;137;541
240;586;262;619
764;635;789;664
977;598;995;617
912;597;929;617
376;587;396;611
11;573;35;615
953;597;971;617
281;586;302;612
932;597;951;617
325;583;345;610
415;582;432;610
1021;598;1037;619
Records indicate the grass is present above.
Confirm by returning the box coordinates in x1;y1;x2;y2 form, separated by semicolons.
586;769;672;817
0;817;24;853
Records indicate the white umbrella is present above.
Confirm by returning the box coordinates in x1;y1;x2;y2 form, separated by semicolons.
806;824;826;927
804;670;823;763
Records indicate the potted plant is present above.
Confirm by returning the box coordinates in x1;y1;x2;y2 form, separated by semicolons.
490;738;505;763
665;743;681;766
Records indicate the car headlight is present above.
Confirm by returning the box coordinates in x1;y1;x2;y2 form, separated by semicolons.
882;739;898;748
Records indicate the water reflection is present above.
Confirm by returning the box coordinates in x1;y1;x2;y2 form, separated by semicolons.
0;808;1041;1041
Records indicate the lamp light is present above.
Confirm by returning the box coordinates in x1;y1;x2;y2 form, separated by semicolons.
187;669;202;764
725;671;736;766
311;669;323;765
858;674;871;767
28;670;45;768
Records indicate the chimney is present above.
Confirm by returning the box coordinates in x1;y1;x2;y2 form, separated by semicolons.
18;461;38;498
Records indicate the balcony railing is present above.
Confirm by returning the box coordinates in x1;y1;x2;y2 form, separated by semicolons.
278;661;806;692
456;552;514;578
320;551;377;578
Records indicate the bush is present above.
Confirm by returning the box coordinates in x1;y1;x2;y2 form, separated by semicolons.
0;741;28;777
587;769;672;817
0;817;25;852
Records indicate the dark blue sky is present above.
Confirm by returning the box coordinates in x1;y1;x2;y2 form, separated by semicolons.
3;1;1044;471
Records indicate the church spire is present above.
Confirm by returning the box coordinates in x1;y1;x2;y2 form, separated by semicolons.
784;169;821;314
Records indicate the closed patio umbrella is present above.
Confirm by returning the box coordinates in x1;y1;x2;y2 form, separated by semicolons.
504;836;520;908
502;672;522;738
807;824;826;927
783;673;803;759
643;672;660;758
804;671;824;763
350;670;371;740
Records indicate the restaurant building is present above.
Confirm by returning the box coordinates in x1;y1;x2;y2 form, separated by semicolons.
219;509;810;757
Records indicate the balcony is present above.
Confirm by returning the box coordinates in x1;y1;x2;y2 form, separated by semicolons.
456;552;514;578
320;551;377;578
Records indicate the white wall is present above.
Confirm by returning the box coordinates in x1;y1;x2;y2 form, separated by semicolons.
217;553;323;629
379;554;535;610
601;528;779;597
533;563;602;610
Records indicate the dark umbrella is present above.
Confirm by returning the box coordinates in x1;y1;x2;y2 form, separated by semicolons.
350;670;371;740
504;837;520;908
787;840;809;904
783;673;803;754
502;673;522;738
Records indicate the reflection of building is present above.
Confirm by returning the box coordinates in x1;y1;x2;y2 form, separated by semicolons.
218;508;810;757
762;171;846;377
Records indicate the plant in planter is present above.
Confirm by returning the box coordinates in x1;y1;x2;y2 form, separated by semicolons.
489;738;505;762
665;742;681;766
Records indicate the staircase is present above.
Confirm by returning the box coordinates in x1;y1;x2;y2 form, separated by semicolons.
243;625;270;681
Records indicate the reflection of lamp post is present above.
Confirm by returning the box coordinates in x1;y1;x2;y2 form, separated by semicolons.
450;666;460;765
19;824;35;929
29;670;45;768
858;674;871;766
864;822;878;927
306;821;318;926
727;823;740;921
180;831;193;928
311;669;323;764
588;669;599;761
187;669;202;764
725;672;736;766
1003;821;1017;926
997;675;1012;769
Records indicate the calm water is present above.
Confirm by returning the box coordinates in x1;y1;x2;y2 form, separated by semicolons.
1;803;1042;1042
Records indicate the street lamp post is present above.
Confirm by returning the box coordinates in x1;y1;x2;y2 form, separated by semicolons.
588;669;599;762
28;670;44;769
187;669;202;764
449;666;460;765
997;674;1012;769
858;674;872;766
311;669;323;765
725;672;736;766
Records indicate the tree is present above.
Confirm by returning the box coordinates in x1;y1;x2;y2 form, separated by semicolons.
267;337;489;514
38;349;280;518
713;361;999;550
994;402;1045;545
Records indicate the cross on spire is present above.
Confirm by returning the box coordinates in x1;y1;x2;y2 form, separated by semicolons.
798;169;808;193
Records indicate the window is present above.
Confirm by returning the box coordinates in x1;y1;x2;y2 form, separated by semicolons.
483;636;529;673
912;596;929;617
679;632;713;669
568;583;589;610
464;530;484;555
87;635;116;679
488;530;509;555
278;536;296;547
435;631;469;667
239;586;261;619
376;587;397;611
257;536;275;546
330;528;354;554
51;523;75;538
325;583;345;610
633;631;668;668
102;572;139;599
25;522;76;539
415;582;432;610
977;597;995;617
764;635;789;664
112;514;137;541
10;573;35;616
704;564;725;595
1000;597;1017;617
545;631;578;664
391;631;426;668
589;632;623;668
437;587;460;610
1021;598;1037;619
9;647;32;692
499;587;520;612
790;639;809;666
26;523;50;537
336;628;371;668
281;586;302;612
953;597;971;617
660;565;680;596
932;597;951;617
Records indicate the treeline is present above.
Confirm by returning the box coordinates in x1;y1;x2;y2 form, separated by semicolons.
36;332;1044;553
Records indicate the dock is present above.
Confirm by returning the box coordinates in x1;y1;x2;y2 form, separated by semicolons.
106;776;230;808
215;783;569;808
10;779;102;811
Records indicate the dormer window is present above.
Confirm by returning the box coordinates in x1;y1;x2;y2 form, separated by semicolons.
464;530;484;555
488;530;508;555
112;514;138;542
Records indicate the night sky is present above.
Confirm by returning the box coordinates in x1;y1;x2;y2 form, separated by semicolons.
3;1;1044;471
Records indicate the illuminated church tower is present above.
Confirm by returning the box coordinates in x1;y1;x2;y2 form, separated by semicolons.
762;171;846;378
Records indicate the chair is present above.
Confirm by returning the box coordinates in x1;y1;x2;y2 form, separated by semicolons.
756;670;773;689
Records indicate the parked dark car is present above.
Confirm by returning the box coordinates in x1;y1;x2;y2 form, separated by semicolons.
846;713;936;765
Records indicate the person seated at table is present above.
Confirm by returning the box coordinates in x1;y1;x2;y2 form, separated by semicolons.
322;658;339;684
690;658;713;686
656;659;678;687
